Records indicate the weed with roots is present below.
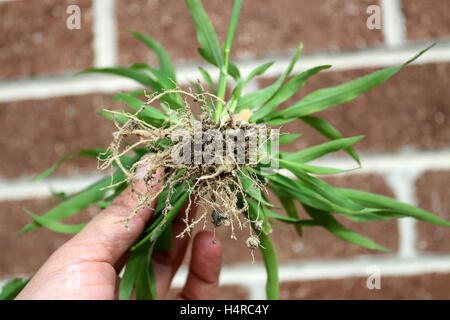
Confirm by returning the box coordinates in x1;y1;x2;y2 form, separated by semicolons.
100;89;270;250
6;0;449;301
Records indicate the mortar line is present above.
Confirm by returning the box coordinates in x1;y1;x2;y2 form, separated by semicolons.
384;171;421;258
0;173;105;201
246;281;267;300
380;0;407;47
1;41;450;102
241;78;259;96
92;0;118;67
1;148;449;201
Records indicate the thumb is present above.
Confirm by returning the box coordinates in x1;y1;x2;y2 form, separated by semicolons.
53;159;164;266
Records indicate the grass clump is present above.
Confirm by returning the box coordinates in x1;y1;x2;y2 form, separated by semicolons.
5;0;448;301
100;89;271;247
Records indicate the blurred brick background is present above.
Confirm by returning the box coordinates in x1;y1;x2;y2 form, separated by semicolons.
0;0;449;299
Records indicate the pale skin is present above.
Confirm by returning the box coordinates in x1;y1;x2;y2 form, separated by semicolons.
16;167;222;300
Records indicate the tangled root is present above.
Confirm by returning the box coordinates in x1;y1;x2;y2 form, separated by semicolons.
98;88;271;250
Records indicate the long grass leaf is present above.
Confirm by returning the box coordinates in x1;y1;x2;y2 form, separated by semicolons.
268;44;435;119
235;43;303;112
303;205;389;251
186;0;223;67
300;115;360;164
282;136;364;163
252;65;331;121
22;209;86;234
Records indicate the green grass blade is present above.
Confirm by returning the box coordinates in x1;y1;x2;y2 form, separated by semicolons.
279;159;356;175
20;176;119;233
82;67;183;108
266;175;342;213
80;67;160;89
0;278;30;300
281;162;364;212
186;0;223;67
339;188;450;227
243;62;275;86
119;243;146;300
258;232;279;300
266;117;297;126
131;190;189;251
300;115;360;165
279;133;302;145
215;0;242;121
264;208;320;227
247;199;272;235
252;65;331;121
227;62;241;81
190;81;215;112
155;224;173;251
282;136;364;163
269;184;302;235
32;148;107;182
135;241;158;300
20;156;139;234
22;208;86;234
269;44;435;119
198;66;215;93
97;110;130;124
239;169;279;208
340;212;407;222
265;174;373;216
197;48;240;81
229;62;275;110
128;30;176;80
235;43;303;113
303;205;389;252
96;180;128;209
111;90;146;100
264;208;300;223
115;92;169;120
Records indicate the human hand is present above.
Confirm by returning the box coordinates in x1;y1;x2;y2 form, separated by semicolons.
16;168;222;300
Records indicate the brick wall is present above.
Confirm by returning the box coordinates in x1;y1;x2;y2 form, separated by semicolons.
0;0;449;299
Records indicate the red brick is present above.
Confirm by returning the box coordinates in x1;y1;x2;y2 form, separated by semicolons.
280;273;450;299
0;94;120;178
261;63;450;152
415;170;450;253
0;198;98;278
0;0;94;79
403;0;450;40
116;0;383;66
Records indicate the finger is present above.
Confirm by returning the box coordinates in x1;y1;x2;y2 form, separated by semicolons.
179;231;222;300
50;163;164;267
152;199;197;298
